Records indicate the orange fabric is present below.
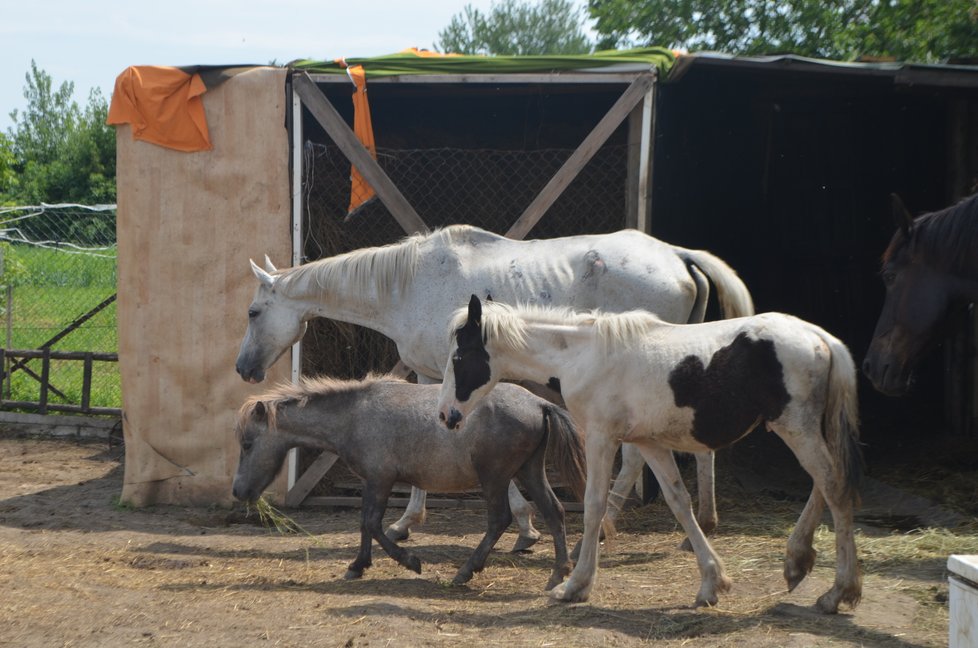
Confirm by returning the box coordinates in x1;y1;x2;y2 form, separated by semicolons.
347;65;377;215
107;66;212;152
399;47;461;57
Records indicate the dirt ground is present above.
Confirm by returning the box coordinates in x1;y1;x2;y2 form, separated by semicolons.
0;430;974;648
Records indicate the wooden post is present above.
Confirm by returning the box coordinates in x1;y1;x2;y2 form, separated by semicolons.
506;72;656;239
292;73;429;236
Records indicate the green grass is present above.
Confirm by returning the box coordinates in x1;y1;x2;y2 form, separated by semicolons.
0;243;120;412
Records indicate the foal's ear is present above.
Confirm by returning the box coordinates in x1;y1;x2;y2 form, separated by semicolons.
890;193;913;237
467;294;483;325
253;401;268;421
250;259;275;287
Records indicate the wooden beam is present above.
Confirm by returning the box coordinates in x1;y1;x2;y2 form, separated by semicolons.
284;450;340;508
506;72;656;240
292;72;429;236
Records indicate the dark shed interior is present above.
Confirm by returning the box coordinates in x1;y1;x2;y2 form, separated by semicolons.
650;56;978;451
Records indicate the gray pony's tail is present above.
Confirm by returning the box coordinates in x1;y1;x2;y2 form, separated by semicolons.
542;405;587;502
542;405;617;540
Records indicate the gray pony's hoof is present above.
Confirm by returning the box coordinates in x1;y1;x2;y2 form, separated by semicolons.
405;555;422;574
343;569;363;580
452;570;473;586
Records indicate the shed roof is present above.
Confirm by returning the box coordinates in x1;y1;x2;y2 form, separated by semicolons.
290;47;676;78
667;52;978;88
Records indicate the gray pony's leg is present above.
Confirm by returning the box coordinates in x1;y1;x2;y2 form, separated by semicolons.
355;480;422;578
453;481;513;585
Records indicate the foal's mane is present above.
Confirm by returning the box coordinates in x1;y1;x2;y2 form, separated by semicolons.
273;225;478;301
451;301;661;352
884;192;978;275
235;373;404;436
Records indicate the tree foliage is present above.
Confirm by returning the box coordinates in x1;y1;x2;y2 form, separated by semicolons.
436;0;594;55
3;61;115;206
588;0;978;62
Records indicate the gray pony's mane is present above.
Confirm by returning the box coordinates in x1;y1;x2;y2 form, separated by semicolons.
450;300;663;353
235;373;405;436
273;225;480;302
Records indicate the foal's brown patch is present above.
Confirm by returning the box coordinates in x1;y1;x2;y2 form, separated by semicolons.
668;333;790;449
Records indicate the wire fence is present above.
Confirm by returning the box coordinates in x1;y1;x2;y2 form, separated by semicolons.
0;204;119;415
300;142;630;380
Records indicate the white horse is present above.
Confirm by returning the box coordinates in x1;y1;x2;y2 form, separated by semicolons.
437;296;862;613
235;224;754;550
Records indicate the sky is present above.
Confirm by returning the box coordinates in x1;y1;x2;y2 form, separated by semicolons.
1;0;593;133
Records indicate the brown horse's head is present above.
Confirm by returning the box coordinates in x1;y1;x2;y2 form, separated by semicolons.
864;194;978;396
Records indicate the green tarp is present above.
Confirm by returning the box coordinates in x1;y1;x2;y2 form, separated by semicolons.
290;47;676;78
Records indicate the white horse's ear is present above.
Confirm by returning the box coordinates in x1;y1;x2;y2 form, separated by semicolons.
250;259;275;287
263;254;278;273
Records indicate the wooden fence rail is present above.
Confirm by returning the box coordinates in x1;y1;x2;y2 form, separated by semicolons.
0;348;121;417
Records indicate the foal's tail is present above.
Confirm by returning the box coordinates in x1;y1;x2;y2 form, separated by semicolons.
542;405;587;503
811;326;863;506
676;248;755;321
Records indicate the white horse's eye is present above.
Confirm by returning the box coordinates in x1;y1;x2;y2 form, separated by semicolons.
248;308;260;319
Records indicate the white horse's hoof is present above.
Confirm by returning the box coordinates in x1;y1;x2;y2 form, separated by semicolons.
549;581;590;603
511;532;540;553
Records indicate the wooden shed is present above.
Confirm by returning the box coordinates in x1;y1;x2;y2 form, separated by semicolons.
113;51;978;507
112;51;674;506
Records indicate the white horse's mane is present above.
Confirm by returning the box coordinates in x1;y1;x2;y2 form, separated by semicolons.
236;373;406;435
450;301;664;352
274;225;480;302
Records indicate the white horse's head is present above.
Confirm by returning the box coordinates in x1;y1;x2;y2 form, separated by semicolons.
437;295;500;430
235;258;307;383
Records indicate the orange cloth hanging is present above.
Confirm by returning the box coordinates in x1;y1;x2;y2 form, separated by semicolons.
107;66;212;152
346;65;377;215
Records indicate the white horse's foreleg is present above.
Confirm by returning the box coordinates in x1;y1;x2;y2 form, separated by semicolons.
508;480;542;552
551;432;619;603
385;487;427;542
636;441;732;608
605;443;645;525
693;450;717;535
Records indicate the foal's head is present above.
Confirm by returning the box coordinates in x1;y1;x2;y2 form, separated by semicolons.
438;295;500;430
231;398;291;503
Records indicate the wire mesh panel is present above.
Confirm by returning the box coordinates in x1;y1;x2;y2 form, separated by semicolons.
300;142;629;380
0;205;119;413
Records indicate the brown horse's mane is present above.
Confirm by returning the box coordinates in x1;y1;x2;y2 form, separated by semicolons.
884;192;978;276
235;373;405;436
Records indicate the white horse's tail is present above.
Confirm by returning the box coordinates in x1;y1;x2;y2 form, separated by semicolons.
810;325;863;506
676;248;755;319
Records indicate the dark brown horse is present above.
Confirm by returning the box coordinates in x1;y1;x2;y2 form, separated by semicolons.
864;192;978;396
